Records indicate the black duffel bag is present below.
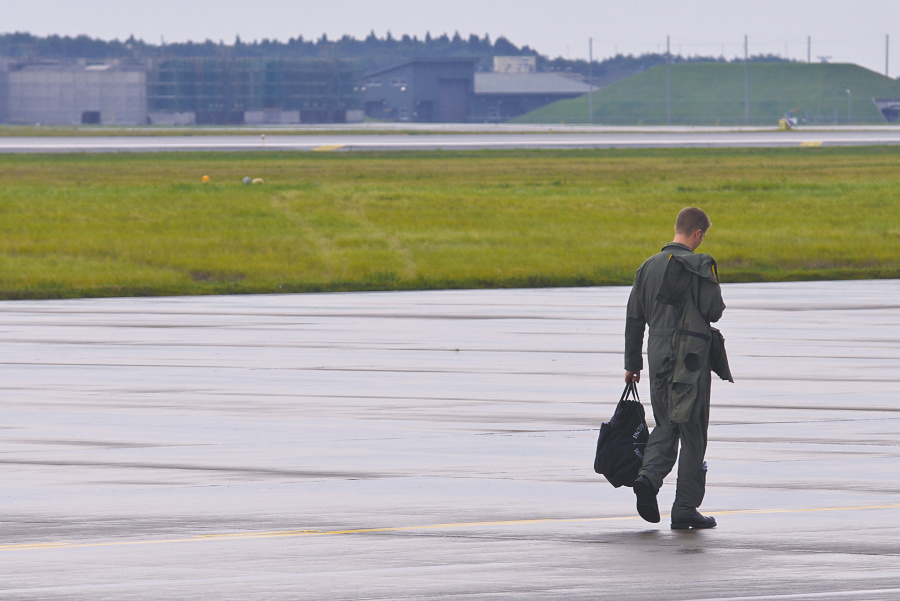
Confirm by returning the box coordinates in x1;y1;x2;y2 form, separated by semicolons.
593;382;649;488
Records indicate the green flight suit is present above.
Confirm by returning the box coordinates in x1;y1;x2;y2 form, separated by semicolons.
624;242;726;520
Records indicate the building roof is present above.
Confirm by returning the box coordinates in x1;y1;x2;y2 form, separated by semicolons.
364;58;478;79
474;73;592;96
9;60;145;73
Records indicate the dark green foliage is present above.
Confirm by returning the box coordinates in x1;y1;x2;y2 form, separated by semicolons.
0;31;790;84
0;31;537;74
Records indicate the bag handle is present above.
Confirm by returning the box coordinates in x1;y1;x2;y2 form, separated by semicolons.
620;381;641;403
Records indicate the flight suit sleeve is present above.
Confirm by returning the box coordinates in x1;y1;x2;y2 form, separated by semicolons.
698;275;726;323
624;270;647;372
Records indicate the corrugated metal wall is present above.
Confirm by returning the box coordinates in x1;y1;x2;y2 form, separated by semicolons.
7;66;146;125
146;58;360;124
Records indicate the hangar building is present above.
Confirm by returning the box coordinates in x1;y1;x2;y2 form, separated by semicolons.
0;55;589;125
146;58;362;125
471;72;593;122
0;58;362;125
363;58;476;123
362;58;591;123
6;61;146;125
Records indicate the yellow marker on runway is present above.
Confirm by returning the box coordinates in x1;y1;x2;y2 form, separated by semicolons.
312;144;345;152
800;140;824;147
3;502;899;553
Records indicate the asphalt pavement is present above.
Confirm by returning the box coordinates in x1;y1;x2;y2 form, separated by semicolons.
3;125;900;153
2;281;899;600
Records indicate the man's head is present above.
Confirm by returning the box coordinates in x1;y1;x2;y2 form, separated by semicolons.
673;207;711;251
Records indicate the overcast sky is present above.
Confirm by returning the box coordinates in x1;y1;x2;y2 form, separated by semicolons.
4;0;899;76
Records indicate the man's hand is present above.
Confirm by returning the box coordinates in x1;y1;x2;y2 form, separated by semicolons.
625;370;641;383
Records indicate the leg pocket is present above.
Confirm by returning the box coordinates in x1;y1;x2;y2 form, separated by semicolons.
669;380;697;424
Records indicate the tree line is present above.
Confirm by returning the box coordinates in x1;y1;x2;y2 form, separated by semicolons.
0;31;788;84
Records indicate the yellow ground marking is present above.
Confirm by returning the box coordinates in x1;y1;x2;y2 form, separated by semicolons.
2;502;899;553
312;144;345;152
800;140;824;147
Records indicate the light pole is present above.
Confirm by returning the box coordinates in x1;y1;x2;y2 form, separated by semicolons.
666;35;671;125
744;35;750;125
589;38;593;124
846;88;852;124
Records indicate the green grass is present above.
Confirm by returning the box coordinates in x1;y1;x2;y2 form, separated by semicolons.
2;146;900;299
515;62;900;125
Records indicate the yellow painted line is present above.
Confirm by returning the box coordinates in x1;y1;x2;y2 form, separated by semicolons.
312;144;345;152
800;140;823;147
2;502;899;553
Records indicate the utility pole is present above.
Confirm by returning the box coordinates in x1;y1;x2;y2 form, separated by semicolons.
887;34;890;77
666;35;672;125
589;38;593;124
807;36;811;63
846;88;852;124
744;35;750;125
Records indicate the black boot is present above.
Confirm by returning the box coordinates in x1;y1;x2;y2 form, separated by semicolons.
632;475;660;523
671;511;717;530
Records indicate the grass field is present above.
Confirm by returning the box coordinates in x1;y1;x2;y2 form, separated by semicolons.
515;63;900;125
1;146;899;300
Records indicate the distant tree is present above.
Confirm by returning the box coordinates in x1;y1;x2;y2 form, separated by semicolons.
493;36;520;56
0;30;792;84
467;33;488;54
748;53;794;63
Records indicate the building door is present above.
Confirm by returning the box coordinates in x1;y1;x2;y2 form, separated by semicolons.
436;79;469;122
415;101;434;122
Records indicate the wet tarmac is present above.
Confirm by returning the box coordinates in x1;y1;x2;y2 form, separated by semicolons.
1;281;899;600
3;126;900;153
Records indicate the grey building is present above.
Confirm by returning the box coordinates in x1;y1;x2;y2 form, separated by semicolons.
0;60;9;123
363;58;592;123
874;98;900;122
363;58;476;123
471;72;593;122
0;57;361;126
146;58;361;125
6;61;147;125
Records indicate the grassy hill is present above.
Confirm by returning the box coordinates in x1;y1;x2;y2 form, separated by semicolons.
514;62;900;126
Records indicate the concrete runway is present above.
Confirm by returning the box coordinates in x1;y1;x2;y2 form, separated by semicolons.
2;281;899;600
3;125;900;153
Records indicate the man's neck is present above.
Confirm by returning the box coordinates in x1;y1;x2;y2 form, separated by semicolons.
672;235;695;250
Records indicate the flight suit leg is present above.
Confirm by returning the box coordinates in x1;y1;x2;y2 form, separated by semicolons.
639;423;678;492
638;370;679;491
671;369;711;520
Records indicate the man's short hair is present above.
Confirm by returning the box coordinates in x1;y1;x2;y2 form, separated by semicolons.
675;207;712;235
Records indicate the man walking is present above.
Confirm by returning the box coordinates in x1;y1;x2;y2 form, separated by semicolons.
624;207;730;529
